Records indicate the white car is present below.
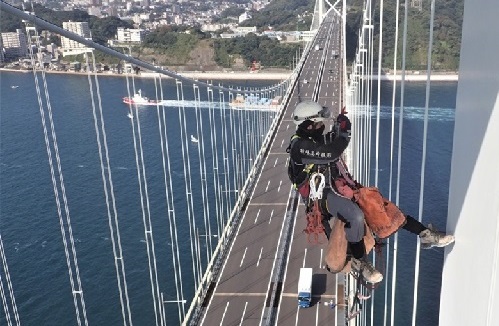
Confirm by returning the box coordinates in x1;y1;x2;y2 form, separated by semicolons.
303;79;308;84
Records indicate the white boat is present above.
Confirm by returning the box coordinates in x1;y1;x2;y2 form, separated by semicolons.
123;89;158;106
127;113;133;119
11;85;19;89
190;135;199;143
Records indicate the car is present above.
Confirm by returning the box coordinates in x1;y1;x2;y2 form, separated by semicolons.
303;79;308;84
328;69;333;73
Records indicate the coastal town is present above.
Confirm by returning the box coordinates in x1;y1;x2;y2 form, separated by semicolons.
0;0;315;77
1;0;458;81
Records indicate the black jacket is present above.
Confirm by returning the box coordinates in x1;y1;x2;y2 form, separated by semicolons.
287;126;350;187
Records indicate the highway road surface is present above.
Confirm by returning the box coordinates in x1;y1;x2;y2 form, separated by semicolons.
199;11;346;326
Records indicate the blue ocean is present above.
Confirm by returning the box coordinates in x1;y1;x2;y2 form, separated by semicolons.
0;71;457;325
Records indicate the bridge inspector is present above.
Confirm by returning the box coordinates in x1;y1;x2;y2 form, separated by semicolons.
286;101;455;284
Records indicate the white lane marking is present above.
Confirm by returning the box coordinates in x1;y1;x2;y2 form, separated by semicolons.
316;303;320;326
303;248;308;267
286;157;290;167
220;301;230;325
280;139;285;148
254;209;261;224
295;304;300;326
239;302;248;326
325;92;328;96
265;180;270;192
277;180;282;192
286;124;290;130
320;248;324;268
268;209;275;224
274;157;279;167
240;247;248;267
257;247;263;267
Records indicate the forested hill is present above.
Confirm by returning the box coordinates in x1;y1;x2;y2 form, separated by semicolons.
346;0;464;70
0;0;464;70
239;0;315;31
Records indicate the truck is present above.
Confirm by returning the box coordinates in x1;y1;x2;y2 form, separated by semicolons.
297;267;313;308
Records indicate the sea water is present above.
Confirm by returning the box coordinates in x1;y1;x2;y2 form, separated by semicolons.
0;71;456;325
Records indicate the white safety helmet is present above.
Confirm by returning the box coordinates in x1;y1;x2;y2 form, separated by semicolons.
292;100;330;125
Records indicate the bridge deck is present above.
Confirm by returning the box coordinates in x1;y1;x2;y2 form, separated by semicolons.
200;12;345;326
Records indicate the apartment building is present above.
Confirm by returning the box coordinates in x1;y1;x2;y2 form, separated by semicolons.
116;27;146;43
61;21;92;57
1;29;28;59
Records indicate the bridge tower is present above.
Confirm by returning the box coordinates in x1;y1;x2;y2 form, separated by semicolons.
310;0;329;30
440;0;499;324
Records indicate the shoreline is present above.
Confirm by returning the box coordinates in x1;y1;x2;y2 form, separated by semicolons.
0;68;458;81
0;68;291;81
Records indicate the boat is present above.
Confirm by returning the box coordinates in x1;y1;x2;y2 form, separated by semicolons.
127;113;133;119
190;135;199;143
11;85;19;89
229;95;281;111
123;89;158;106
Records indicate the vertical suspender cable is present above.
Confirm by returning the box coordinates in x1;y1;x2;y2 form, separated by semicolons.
127;73;164;326
220;90;232;226
85;51;133;326
176;81;201;290
229;91;239;193
26;24;89;326
193;84;213;264
0;274;13;326
207;87;223;238
0;234;20;326
411;0;436;324
384;0;400;325
155;77;186;321
391;1;410;325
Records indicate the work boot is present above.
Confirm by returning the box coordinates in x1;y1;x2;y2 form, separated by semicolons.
350;257;383;284
419;224;455;249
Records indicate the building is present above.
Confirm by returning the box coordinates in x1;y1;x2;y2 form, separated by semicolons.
88;6;102;17
116;27;146;43
61;21;92;57
1;29;28;59
238;12;251;23
234;26;257;34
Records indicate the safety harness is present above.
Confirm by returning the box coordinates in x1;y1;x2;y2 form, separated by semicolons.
303;173;327;244
287;134;330;243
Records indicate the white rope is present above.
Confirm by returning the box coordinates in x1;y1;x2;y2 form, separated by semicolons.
25;21;88;326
